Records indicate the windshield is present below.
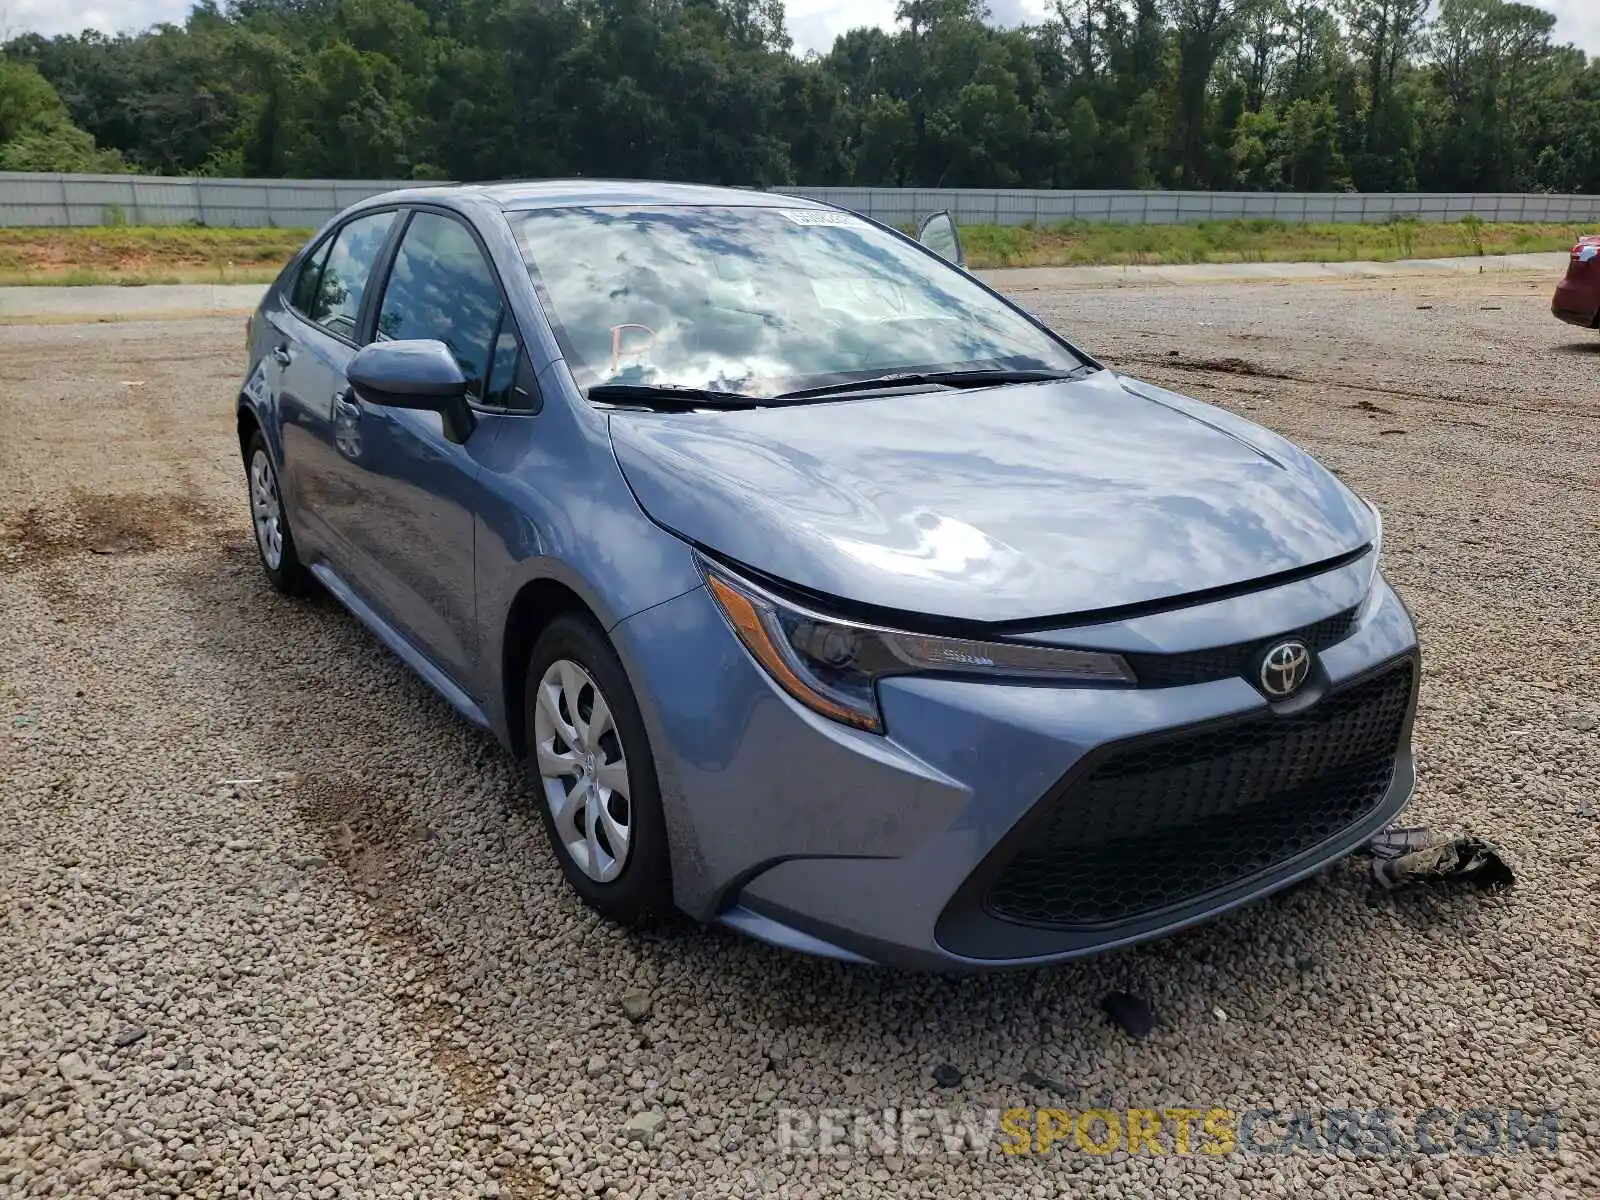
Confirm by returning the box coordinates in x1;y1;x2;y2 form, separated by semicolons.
509;205;1085;398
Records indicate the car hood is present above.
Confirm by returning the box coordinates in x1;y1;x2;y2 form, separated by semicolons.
607;369;1375;625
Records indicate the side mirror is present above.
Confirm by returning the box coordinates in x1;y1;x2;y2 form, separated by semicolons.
916;210;965;269
348;339;476;444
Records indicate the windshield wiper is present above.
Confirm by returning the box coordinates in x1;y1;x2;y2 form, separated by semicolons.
589;367;1097;410
773;366;1094;401
588;383;766;410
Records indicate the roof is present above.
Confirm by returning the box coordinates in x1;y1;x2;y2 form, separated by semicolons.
434;179;830;212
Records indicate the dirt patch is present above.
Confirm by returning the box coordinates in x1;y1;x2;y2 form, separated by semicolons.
26;569;100;625
0;487;218;568
1120;347;1600;425
1145;352;1295;379
293;775;516;1128
295;775;429;900
0;227;305;276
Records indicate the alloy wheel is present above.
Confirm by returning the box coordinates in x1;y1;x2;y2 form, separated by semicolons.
533;658;632;883
250;448;284;570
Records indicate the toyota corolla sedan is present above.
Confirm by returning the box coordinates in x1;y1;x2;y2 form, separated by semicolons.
238;181;1419;969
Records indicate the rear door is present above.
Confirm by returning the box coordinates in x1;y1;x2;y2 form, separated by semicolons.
269;208;400;566
318;208;518;693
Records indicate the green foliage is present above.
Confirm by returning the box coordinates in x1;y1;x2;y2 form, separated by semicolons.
0;58;127;171
1233;97;1350;191
955;216;1579;267
0;0;1593;194
189;146;247;178
1384;213;1420;257
0;59;66;143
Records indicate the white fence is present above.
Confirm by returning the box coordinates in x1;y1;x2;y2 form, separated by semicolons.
1;172;1598;228
782;187;1600;226
0;174;433;228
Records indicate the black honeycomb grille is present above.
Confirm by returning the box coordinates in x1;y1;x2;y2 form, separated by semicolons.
1124;607;1360;689
984;660;1414;929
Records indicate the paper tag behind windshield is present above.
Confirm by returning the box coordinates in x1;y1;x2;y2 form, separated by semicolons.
777;209;868;228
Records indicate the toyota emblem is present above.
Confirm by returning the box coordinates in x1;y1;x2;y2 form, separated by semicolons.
1259;640;1312;698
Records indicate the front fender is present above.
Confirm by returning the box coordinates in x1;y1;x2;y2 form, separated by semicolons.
471;374;703;748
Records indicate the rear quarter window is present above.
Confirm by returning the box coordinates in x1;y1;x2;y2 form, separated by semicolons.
296;210;398;340
289;238;333;315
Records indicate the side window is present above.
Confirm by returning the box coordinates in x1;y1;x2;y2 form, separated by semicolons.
289;237;333;315
375;212;503;399
481;319;527;409
306;210;397;340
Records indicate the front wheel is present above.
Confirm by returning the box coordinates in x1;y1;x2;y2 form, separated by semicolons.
245;429;309;594
524;613;672;925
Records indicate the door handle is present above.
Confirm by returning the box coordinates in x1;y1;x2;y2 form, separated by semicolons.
271;345;293;367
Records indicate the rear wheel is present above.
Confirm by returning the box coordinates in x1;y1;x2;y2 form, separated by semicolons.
245;429;309;594
525;613;672;925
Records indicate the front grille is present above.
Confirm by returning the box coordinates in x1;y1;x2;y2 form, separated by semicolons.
984;660;1414;929
1124;606;1360;688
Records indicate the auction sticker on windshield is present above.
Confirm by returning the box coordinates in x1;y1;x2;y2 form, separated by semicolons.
778;209;870;228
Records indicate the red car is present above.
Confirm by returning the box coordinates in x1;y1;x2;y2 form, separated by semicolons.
1554;235;1600;329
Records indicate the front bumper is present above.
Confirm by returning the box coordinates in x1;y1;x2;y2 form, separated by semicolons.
610;555;1419;970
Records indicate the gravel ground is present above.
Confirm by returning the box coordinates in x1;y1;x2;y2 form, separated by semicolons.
2;272;1597;1199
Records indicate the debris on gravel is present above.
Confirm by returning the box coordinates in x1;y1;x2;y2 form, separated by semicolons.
1019;1070;1077;1100
623;1110;665;1143
620;986;653;1022
1099;991;1157;1039
1370;834;1516;891
54;1052;90;1082
3;274;1597;1198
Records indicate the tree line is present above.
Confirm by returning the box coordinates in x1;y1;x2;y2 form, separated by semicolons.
0;0;1595;194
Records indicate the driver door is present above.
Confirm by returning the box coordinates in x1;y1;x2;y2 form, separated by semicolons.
321;209;519;695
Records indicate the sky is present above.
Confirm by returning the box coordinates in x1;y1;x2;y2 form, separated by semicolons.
2;0;1597;60
785;0;1600;58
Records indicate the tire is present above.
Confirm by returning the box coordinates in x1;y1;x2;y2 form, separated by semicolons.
244;428;310;595
524;612;672;925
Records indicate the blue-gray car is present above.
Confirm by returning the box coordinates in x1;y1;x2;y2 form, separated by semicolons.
238;180;1419;969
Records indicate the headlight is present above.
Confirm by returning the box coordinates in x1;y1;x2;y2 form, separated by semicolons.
1364;497;1383;560
699;556;1134;733
1358;498;1385;618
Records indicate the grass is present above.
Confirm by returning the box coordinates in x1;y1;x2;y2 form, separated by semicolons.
957;217;1585;270
0;217;1584;284
0;225;310;287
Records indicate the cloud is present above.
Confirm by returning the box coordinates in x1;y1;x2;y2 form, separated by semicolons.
788;0;899;56
789;0;1600;57
1540;0;1600;54
3;0;1595;62
981;0;1045;31
788;0;1050;51
3;0;191;38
